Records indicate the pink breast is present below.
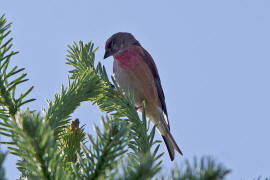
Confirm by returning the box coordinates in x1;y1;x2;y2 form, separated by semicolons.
114;48;139;70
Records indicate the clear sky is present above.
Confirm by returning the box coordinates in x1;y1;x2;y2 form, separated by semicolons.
1;0;270;179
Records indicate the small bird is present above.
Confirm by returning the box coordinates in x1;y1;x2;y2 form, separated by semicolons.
104;32;182;160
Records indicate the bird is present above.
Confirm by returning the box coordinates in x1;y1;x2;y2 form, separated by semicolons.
104;32;182;161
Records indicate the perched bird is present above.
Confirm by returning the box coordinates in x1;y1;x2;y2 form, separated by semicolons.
104;32;182;160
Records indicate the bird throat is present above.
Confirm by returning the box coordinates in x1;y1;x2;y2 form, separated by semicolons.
114;48;138;70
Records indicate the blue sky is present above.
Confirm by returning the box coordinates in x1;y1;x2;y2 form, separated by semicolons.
1;0;270;179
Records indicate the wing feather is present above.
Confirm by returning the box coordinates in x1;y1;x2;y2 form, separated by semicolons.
138;46;170;129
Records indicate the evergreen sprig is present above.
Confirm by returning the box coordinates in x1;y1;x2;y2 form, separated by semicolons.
0;15;71;180
72;116;130;179
46;67;103;137
0;15;35;118
9;111;71;180
166;157;231;180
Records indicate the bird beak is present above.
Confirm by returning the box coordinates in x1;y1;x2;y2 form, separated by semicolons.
103;50;111;59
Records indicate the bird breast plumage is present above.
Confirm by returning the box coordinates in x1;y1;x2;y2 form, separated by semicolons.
113;51;159;111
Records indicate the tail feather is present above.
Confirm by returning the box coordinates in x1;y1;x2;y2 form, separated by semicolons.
166;130;183;155
162;135;175;161
155;106;183;160
162;131;183;161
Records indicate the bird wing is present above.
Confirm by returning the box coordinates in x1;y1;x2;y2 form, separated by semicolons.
138;46;170;129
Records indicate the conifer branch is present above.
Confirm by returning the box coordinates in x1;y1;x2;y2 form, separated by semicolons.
72;116;130;179
10;111;71;180
45;68;103;137
0;15;35;118
163;156;231;180
0;15;70;180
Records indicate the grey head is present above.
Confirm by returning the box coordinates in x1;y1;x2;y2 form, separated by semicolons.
104;32;140;59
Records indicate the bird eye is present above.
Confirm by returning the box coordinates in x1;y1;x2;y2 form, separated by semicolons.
108;41;113;49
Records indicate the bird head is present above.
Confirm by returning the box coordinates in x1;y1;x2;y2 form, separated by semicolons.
104;32;139;59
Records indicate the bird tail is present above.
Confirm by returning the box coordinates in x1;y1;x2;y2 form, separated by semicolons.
158;110;183;161
162;131;183;161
